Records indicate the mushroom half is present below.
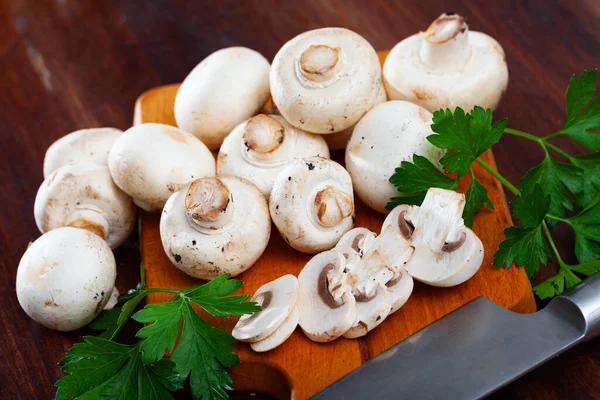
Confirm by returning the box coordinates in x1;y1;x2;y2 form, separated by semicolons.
270;157;354;253
108;123;216;212
270;27;382;134
175;47;271;150
34;163;136;249
383;188;484;287
217;114;330;198
160;177;270;279
383;13;509;113
345;100;445;214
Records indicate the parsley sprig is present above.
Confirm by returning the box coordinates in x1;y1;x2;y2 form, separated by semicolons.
388;70;600;299
55;271;260;399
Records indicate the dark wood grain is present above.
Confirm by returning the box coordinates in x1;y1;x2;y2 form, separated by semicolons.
0;0;598;398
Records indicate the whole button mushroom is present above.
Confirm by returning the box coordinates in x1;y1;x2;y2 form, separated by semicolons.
270;157;354;254
217;114;330;198
174;47;271;150
383;188;484;287
345;101;445;214
43;128;122;178
383;13;509;113
16;227;116;331
108;123;215;212
270;27;382;134
34;163;136;249
160;177;270;279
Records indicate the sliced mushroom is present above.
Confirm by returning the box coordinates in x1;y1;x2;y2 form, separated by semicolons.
160;177;270;279
34;163;136;249
383;188;484;287
250;307;299;353
103;287;120;311
343;284;391;339
345;100;445;213
383;13;509;113
16;227;116;331
233;274;298;343
270;157;354;253
217;114;330;198
43;128;122;178
334;227;377;255
270;28;382;134
297;251;356;342
386;269;414;314
175;47;271;150
108;123;215;212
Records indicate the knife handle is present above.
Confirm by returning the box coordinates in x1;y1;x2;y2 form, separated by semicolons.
547;272;600;341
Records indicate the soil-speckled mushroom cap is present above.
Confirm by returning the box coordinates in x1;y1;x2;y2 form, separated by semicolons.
270;27;382;134
34;163;136;249
345;101;445;214
383;13;508;113
108;123;215;212
16;227;116;331
174;47;271;150
217;114;330;198
160;176;270;279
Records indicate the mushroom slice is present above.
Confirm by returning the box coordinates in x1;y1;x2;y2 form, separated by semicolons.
160;177;270;279
34;163;136;249
385;188;484;287
345;101;445;213
250;307;299;353
270;157;354;253
343;284;391;339
298;251;357;342
270;28;382;134
334;228;376;255
383;13;509;113
233;274;299;343
43;128;122;178
108;123;215;212
386;269;414;314
217;114;329;198
103;287;120;311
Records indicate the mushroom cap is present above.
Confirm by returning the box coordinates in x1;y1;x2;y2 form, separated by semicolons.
160;176;270;279
386;269;414;314
270;27;382;134
174;47;271;150
345;101;445;213
270;157;354;253
217;114;330;198
233;274;298;342
43;128;122;178
383;13;508;113
334;227;377;255
298;251;357;342
343;284;391;339
34;163;136;249
108;123;215;212
16;227;116;331
250;306;299;353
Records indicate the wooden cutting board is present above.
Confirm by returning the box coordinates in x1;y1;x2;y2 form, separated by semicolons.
135;51;536;400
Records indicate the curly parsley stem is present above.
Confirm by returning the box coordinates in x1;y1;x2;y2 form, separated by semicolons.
475;158;520;195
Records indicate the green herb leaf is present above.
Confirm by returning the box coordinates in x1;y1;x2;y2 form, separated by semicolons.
533;267;582;300
187;274;260;317
464;171;494;227
88;307;123;339
386;192;427;211
388;154;458;193
493;226;550;277
570;260;600;277
561;70;600;150
571;153;600;208
510;185;550;228
566;195;600;263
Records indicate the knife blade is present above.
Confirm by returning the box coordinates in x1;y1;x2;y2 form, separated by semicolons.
311;273;600;400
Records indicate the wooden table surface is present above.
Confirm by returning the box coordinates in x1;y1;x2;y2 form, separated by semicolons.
1;0;599;399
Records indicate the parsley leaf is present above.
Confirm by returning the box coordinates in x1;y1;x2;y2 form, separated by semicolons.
566;195;600;263
464;171;494;227
386;193;427;211
493;226;550;277
510;185;550;228
571;153;600;208
561;70;600;150
388;154;458;193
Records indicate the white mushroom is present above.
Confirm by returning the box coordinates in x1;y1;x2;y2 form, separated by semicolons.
34;163;136;249
175;47;271;150
334;227;377;255
383;188;484;287
217;114;330;198
297;251;356;342
108;123;215;212
270;28;382;134
383;13;509;113
160;177;270;279
270;157;354;253
250;307;299;353
343;284;391;339
16;227;116;331
43;128;122;178
233;274;298;343
386;269;414;314
345;101;445;213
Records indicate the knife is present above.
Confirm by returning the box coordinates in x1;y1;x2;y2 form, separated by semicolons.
311;273;600;400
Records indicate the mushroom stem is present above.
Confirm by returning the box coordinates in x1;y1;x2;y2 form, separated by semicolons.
185;178;234;232
419;13;470;72
297;44;341;84
242;114;286;158
313;186;354;228
65;207;109;240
